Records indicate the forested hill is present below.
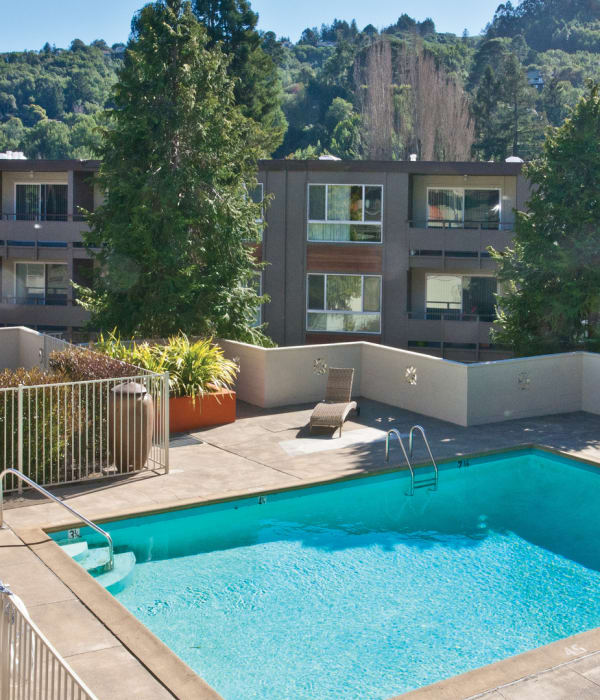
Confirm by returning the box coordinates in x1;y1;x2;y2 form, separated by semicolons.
1;0;600;162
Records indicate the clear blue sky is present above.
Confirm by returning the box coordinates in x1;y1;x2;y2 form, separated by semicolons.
0;0;502;52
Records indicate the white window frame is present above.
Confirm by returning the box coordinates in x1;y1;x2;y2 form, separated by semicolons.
306;272;383;334
307;183;384;244
426;187;502;229
13;260;70;305
424;272;497;316
14;181;69;221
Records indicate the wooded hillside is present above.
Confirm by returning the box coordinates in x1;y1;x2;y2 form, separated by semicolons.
1;0;599;161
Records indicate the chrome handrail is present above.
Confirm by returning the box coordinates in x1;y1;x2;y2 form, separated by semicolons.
385;428;417;496
409;425;438;491
0;468;114;571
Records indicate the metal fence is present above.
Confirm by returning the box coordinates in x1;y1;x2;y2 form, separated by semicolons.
0;584;97;699
0;372;169;494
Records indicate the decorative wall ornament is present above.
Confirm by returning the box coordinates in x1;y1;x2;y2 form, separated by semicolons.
313;358;328;376
517;371;531;390
405;366;418;386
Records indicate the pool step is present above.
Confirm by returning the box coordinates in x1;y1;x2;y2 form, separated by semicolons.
61;542;137;593
94;551;137;595
77;545;115;576
60;540;89;562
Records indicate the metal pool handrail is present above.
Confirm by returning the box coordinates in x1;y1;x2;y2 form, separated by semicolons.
408;425;438;491
0;468;114;571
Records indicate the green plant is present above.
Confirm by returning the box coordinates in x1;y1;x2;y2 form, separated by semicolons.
94;331;238;398
0;367;70;486
158;335;238;399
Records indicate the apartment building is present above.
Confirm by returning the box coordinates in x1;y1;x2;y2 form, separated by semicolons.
0;158;526;360
256;159;527;362
0;158;101;340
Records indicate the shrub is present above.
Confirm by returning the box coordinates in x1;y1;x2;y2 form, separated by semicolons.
48;346;140;381
0;367;71;487
95;331;238;398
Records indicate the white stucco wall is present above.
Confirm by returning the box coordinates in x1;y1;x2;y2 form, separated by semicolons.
466;353;582;425
360;343;469;426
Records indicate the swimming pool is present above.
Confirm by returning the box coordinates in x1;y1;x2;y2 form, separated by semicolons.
54;448;600;700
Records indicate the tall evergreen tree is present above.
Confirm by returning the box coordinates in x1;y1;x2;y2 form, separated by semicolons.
472;65;503;159
491;82;600;355
79;0;269;343
496;53;544;158
192;0;286;154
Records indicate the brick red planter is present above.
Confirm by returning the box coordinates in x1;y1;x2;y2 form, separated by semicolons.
169;388;236;433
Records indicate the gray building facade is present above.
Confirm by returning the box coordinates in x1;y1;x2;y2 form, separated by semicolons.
257;159;527;362
0;158;526;360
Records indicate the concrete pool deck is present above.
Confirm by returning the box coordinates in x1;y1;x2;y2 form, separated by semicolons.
2;399;600;699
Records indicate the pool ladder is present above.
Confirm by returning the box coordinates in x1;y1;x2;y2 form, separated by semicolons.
385;426;438;496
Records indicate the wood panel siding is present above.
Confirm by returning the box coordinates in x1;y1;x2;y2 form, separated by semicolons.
306;244;382;274
305;333;381;345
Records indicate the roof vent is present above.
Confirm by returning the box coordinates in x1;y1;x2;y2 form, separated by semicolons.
318;154;341;161
409;154;418;161
505;156;524;163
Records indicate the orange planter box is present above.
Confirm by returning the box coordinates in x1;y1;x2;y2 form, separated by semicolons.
169;388;236;433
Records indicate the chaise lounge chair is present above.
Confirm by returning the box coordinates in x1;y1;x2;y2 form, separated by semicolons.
309;368;359;438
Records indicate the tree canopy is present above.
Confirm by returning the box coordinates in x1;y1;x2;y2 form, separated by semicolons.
2;1;600;160
491;81;600;355
79;0;270;344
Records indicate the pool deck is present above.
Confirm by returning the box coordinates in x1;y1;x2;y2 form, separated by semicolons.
2;399;600;699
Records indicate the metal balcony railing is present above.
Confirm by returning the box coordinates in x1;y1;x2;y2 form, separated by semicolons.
0;212;88;223
1;296;73;307
409;219;514;231
408;310;497;323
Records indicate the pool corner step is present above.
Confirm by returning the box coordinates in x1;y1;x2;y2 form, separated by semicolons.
94;551;137;595
60;540;89;562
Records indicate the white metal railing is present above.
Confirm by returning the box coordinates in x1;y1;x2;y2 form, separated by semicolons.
0;582;97;699
0;372;169;493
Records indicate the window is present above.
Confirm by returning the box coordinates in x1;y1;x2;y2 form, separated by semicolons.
308;184;382;243
307;274;381;333
425;274;497;320
15;263;69;305
15;184;68;221
427;188;500;229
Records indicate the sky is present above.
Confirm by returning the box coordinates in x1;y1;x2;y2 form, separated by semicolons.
0;0;503;52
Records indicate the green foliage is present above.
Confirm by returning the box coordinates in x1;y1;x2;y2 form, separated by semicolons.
95;330;239;398
79;0;270;346
0;40;120;157
2;2;600;160
191;0;286;154
472;53;546;160
0;367;70;486
491;82;600;355
486;0;600;53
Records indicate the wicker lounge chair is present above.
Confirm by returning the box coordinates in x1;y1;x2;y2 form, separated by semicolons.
309;368;359;437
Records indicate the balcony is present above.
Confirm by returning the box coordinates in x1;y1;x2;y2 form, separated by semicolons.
0;212;90;247
407;311;495;346
408;220;514;270
0;297;89;327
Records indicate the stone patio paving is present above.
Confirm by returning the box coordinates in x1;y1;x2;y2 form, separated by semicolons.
2;399;600;699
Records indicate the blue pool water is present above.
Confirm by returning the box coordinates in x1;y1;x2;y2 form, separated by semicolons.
55;449;600;700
